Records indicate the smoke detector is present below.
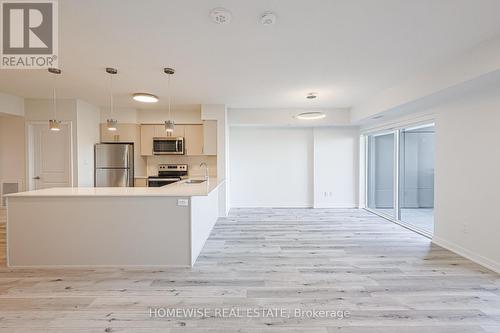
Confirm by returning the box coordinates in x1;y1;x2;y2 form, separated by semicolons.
210;8;232;24
260;12;277;25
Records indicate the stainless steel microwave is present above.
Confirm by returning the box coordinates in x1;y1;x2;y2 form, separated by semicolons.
152;137;184;155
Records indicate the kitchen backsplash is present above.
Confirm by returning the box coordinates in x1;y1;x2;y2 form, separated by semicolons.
147;155;217;178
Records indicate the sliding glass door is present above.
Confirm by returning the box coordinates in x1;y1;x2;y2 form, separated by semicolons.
366;132;396;218
366;122;435;237
398;124;435;234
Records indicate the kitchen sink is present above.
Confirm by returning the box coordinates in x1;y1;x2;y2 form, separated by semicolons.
184;179;206;184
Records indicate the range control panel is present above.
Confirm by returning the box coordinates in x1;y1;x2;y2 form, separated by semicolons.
158;164;188;172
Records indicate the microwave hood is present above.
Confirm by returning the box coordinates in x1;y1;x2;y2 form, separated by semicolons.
152;137;185;155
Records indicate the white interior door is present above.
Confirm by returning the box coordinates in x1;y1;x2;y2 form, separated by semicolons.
29;123;72;190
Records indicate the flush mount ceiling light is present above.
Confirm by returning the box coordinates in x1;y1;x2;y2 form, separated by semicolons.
48;67;62;131
106;67;118;131
133;93;158;103
306;92;318;99
260;11;277;25
210;7;232;24
372;115;384;120
295;112;326;120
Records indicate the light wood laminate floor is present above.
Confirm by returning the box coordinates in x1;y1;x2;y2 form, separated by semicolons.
0;207;499;332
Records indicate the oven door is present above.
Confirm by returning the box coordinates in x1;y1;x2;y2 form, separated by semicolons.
148;177;181;187
153;138;184;155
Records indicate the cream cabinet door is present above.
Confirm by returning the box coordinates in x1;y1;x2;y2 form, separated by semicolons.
134;178;148;187
172;124;185;138
154;124;185;138
101;124;137;143
184;125;204;156
140;125;155;156
100;124;119;142
153;125;165;138
203;120;217;155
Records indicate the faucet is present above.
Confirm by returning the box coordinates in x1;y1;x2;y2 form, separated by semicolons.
200;162;209;181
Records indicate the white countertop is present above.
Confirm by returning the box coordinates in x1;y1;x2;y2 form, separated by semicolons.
7;178;223;198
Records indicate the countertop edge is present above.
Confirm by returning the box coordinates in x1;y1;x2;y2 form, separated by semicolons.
6;179;225;198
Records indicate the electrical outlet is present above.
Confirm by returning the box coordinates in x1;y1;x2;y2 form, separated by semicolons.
177;199;189;206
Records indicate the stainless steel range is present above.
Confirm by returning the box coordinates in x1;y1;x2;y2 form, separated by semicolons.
147;164;188;187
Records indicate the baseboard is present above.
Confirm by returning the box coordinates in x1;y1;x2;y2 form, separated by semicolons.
432;236;500;274
313;203;359;209
230;204;313;208
7;264;193;269
230;204;359;209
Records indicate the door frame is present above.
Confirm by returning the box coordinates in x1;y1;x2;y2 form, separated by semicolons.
26;121;74;190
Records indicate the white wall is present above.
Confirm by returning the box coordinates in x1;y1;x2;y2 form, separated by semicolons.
0;92;24;117
76;100;100;187
351;34;500;122
100;107;138;123
100;106;203;125
432;83;500;273
139;105;202;124
230;127;314;208
0;115;26;192
229;108;351;127
361;78;500;273
313;128;359;208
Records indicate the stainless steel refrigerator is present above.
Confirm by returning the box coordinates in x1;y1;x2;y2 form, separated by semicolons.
94;143;134;187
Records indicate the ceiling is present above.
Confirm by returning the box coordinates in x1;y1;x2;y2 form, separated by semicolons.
1;0;500;110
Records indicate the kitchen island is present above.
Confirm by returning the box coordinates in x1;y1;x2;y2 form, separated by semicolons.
6;178;224;267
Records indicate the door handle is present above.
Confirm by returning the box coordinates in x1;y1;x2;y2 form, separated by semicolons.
33;176;40;180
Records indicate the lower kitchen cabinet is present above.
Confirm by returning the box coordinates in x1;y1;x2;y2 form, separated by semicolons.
134;178;148;187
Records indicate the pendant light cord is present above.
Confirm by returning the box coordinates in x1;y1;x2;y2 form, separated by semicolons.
110;73;114;117
167;73;171;119
52;76;57;120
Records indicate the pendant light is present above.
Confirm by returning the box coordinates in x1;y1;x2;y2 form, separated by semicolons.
48;67;61;131
163;67;175;135
106;67;118;131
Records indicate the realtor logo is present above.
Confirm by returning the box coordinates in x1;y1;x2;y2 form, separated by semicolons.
1;0;58;68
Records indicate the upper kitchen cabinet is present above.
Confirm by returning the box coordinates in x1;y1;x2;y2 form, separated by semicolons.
140;122;216;156
203;120;217;155
153;124;185;138
100;124;138;143
141;124;187;156
184;125;204;156
140;124;155;156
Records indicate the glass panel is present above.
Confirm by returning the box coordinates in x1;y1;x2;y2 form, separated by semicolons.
153;139;177;152
367;132;395;218
398;124;435;234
